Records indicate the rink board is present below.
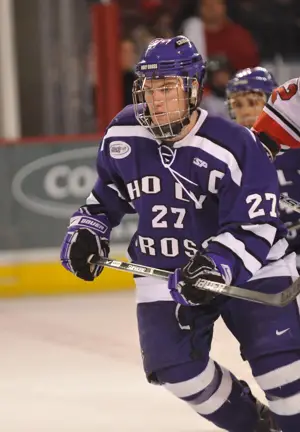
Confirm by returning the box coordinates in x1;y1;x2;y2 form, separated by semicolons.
0;249;134;297
0;137;138;298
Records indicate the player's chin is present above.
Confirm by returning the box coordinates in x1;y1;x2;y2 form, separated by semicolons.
240;119;255;129
152;115;181;126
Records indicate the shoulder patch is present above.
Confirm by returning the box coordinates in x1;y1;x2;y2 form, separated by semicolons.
109;141;131;159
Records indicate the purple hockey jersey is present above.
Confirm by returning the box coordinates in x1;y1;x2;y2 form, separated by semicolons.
87;105;288;286
276;149;300;266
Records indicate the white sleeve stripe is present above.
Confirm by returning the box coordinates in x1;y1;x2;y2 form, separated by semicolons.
264;105;300;142
240;224;277;245
266;238;288;261
175;136;242;186
250;252;296;281
107;183;125;199
86;187;134;209
86;192;100;205
213;232;262;275
107;183;135;209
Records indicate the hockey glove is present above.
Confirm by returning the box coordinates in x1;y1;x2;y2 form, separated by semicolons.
168;252;227;306
60;210;111;281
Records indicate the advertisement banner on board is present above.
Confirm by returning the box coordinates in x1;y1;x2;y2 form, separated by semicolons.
1;139;137;252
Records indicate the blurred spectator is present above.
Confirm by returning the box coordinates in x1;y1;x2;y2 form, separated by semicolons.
132;2;174;57
181;17;206;59
200;0;260;71
202;55;233;118
173;0;206;58
150;5;174;40
121;38;137;106
181;16;206;59
140;0;162;15
229;0;300;60
131;23;154;58
174;0;260;71
173;0;196;32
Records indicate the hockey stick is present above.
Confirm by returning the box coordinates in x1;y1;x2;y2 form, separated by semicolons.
280;194;300;214
88;255;300;307
287;221;300;232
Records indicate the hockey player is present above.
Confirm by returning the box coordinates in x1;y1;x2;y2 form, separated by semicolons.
227;69;300;271
255;76;300;270
253;77;300;150
226;67;276;128
60;37;300;431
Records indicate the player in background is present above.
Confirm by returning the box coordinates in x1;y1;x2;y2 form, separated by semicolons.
253;77;300;151
60;37;300;431
226;67;280;159
227;69;300;270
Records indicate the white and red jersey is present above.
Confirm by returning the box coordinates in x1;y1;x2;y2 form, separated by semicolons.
253;77;300;149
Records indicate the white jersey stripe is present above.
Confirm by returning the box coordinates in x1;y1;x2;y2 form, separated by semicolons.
250;253;297;282
266;238;288;261
212;232;262;275
104;124;154;140
240;223;277;245
175;135;242;186
264;105;300;142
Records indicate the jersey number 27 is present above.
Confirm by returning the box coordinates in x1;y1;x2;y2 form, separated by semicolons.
246;193;277;219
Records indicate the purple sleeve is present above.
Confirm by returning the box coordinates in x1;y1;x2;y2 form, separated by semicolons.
205;133;287;285
85;139;136;228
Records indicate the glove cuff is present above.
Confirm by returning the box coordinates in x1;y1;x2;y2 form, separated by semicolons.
206;253;232;285
69;210;111;239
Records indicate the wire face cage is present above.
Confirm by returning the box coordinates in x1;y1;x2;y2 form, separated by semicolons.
133;75;199;140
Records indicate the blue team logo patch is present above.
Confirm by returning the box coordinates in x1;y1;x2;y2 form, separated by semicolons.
109;141;131;159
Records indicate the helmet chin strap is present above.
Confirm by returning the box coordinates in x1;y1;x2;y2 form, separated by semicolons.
151;115;191;141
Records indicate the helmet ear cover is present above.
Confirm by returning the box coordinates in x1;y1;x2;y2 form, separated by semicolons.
189;77;202;108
